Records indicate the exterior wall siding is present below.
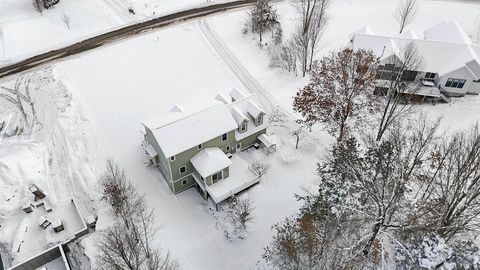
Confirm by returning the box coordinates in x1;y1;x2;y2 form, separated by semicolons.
145;127;173;190
169;130;236;182
173;175;195;194
439;67;475;96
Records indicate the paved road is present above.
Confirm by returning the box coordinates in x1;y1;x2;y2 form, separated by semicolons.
0;0;256;79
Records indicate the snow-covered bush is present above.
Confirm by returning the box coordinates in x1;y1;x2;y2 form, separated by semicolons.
214;196;254;241
249;162;270;177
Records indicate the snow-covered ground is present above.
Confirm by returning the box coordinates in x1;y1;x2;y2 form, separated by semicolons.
2;0;480;269
0;0;230;66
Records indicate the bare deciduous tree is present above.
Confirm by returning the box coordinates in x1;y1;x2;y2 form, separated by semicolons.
97;160;178;270
292;0;331;77
413;124;480;239
375;42;424;141
32;0;44;14
61;12;71;30
394;0;417;34
250;162;270;176
222;196;254;241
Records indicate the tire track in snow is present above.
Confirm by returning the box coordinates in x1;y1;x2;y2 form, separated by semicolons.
198;19;278;111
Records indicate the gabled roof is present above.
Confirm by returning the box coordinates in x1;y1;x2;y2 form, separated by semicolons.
227;94;267;140
142;103;238;157
191;148;232;178
246;100;265;118
424;20;472;44
398;29;419;39
230;88;248;101
230;106;249;125
215;94;230;105
349;26;375;41
350;21;480;77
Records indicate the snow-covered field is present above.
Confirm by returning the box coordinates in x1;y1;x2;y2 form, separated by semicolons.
2;0;480;269
0;0;229;66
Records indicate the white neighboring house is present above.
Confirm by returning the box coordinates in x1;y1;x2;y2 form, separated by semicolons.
350;20;480;98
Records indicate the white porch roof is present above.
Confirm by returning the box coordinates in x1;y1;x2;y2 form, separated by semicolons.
258;134;276;148
191;148;232;178
205;155;259;204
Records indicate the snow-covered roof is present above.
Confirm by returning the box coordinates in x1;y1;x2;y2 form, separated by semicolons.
205;155;259;204
398;29;419;39
258;134;276;148
424;20;472;44
351;21;480;76
191;148;232;178
215;94;230;105
226;94;267;140
143;103;238;157
230;88;248;101
349;25;376;41
246;100;265;118
170;104;184;112
230;106;249;125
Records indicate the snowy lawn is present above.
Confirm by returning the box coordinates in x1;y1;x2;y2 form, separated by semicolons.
2;0;480;269
51;19;330;269
0;0;123;65
0;67;98;266
0;0;231;66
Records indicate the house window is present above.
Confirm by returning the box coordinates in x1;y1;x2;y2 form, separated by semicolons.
236;143;241;150
182;179;188;186
445;78;466;89
425;72;436;79
221;133;228;142
226;145;231;152
179;166;186;174
170;156;175;162
377;64;400;81
197;144;203;150
256;114;263;126
212;171;222;183
401;70;418;82
240;121;247;133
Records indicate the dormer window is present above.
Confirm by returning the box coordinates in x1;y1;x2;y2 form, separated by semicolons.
239;121;247;133
255;114;263;126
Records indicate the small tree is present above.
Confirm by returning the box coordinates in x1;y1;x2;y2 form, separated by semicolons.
395;0;417;34
250;162;270;176
293;48;379;141
96;159;178;270
375;42;424;141
61;12;71;30
32;0;43;14
292;0;331;77
292;120;306;149
250;0;280;43
223;196;254;240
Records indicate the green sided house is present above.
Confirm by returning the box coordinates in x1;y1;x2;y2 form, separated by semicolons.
142;88;275;205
